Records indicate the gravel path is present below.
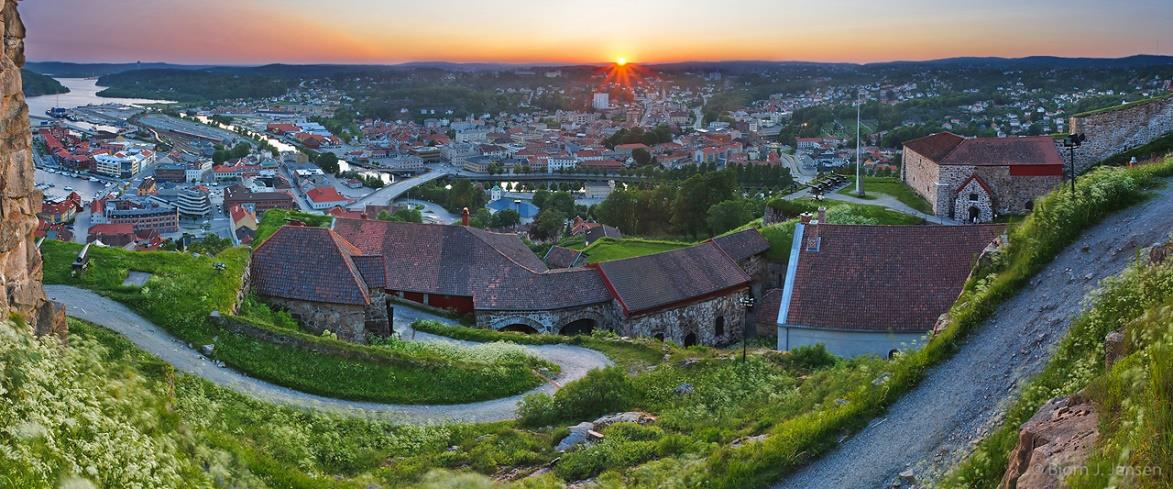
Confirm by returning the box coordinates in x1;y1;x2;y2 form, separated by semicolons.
775;180;1173;489
45;285;611;424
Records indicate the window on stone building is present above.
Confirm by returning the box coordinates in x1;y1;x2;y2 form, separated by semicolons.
968;193;979;202
715;316;725;337
1025;200;1034;211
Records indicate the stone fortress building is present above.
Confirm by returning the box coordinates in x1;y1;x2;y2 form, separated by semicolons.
249;217;769;347
902;132;1064;223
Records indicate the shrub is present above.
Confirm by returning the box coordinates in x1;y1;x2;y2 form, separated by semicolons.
519;367;637;427
773;344;837;371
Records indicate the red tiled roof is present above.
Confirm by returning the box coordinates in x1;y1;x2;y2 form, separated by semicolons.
903;132;965;161
939;136;1063;167
783;224;1004;333
543;245;584;269
251;226;378;305
306;186;347;204
904;132;1063;167
593;242;750;315
331;218;612;311
710;229;769;262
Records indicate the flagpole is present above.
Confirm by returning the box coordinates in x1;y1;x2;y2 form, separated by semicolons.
855;94;863;196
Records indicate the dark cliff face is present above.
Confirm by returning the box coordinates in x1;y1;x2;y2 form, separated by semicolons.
1;0;64;337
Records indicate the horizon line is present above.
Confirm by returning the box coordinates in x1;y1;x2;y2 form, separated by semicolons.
25;53;1173;69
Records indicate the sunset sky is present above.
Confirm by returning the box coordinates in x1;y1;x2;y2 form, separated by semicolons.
21;0;1173;65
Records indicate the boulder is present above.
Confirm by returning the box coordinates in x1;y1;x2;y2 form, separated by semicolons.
555;422;599;452
1103;330;1126;368
591;411;655;427
1000;395;1098;489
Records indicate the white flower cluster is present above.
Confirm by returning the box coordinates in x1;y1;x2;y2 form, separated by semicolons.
0;321;206;488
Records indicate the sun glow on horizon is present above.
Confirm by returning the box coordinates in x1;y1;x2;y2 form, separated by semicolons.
616;57;627;66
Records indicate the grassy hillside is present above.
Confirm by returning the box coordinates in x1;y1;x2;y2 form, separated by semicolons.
20;69;68;97
39;240;548;404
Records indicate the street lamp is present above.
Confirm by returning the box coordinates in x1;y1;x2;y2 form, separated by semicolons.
1062;133;1086;193
739;295;755;363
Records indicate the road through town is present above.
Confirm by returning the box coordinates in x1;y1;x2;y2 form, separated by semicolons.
46;285;611;424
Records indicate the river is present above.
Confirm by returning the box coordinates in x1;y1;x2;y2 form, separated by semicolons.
25;78;174;122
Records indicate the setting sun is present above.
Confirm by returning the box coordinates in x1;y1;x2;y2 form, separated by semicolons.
616;57;627;66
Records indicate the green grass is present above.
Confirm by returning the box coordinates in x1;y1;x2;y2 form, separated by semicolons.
1101;130;1173;167
5;317;573;488
579;237;692;264
411;320;666;372
1071;92;1171;117
836;176;933;213
254;209;333;245
40;240;546;404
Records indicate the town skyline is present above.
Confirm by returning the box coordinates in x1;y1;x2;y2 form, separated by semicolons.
22;0;1173;65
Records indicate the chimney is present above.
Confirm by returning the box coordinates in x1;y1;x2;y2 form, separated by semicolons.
360;212;368;220
461;207;470;226
805;208;825;252
800;212;812;224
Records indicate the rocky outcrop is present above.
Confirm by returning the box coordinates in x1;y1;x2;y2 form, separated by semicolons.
1;1;64;339
1000;395;1099;489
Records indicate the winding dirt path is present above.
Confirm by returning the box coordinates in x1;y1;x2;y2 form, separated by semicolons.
774;181;1173;489
46;285;611;424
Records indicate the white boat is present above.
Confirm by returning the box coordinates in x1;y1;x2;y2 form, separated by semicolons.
88;177;100;182
63;186;74;192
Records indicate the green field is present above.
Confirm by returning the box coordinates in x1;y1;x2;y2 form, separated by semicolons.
837;176;933;213
579;237;691;263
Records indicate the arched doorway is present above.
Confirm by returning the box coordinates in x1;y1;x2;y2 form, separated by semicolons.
683;332;698;347
559;318;596;336
715;317;725;337
968;206;981;222
501;324;539;334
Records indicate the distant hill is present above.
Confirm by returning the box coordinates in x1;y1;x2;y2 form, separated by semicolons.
21;69;68;96
24;61;213;77
95;68;297;103
29;54;1173;79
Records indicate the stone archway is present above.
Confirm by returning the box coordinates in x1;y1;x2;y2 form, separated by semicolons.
489;316;547;334
553;310;607;336
683;332;698;347
501;323;540;334
559;318;597;336
968;206;981;222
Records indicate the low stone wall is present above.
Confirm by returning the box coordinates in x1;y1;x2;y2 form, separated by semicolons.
264;296;369;343
209;311;441;369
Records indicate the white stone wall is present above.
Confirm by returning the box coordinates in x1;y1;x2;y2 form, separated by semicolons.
779;325;926;358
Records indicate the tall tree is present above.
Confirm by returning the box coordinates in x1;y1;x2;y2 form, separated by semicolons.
594;190;640;234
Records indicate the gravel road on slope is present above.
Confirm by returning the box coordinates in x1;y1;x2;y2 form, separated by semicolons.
775;181;1173;489
45;285;611;424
